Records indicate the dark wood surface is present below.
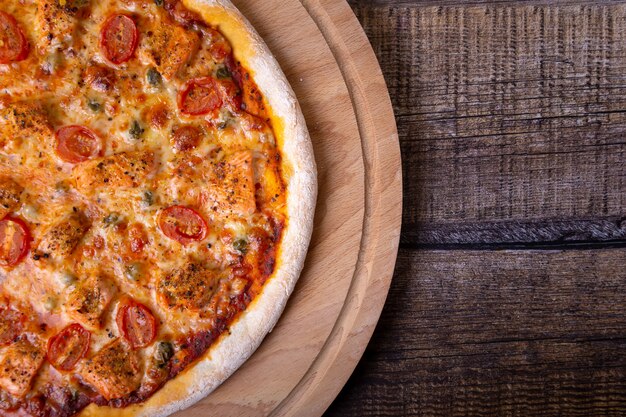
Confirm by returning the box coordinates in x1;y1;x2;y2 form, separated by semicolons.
324;1;626;416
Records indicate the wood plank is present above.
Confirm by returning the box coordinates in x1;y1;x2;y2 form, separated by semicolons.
349;3;626;245
350;0;603;6
325;248;626;416
404;218;626;246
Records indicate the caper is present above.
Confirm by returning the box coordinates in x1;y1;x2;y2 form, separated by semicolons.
233;239;248;254
59;271;77;286
42;52;60;74
70;389;80;402
154;0;164;6
216;66;231;79
129;120;144;140
142;190;154;206
103;212;121;225
218;112;234;130
125;263;141;281
154;341;174;368
147;67;162;87
87;100;101;112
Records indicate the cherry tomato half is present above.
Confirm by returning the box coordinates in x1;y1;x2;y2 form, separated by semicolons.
116;299;157;349
158;206;208;245
0;12;29;64
0;307;25;346
178;77;223;116
47;324;91;371
55;125;102;163
101;14;138;65
0;216;31;267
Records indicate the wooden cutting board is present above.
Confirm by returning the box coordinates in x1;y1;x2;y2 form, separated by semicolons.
176;1;401;416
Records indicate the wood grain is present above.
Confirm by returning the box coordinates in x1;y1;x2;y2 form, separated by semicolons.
327;249;626;416
325;1;626;417
271;0;401;415
349;2;626;245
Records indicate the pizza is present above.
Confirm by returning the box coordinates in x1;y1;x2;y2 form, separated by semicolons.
0;0;316;416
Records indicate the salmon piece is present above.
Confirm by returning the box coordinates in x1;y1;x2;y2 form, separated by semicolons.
35;0;86;50
80;339;141;401
66;274;116;330
157;262;219;312
204;151;256;217
0;178;24;220
0;101;53;149
0;336;45;397
139;16;199;80
34;211;90;259
0;307;25;347
72;151;156;195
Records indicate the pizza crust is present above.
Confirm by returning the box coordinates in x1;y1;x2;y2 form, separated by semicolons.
79;1;317;416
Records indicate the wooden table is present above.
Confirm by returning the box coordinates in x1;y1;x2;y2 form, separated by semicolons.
325;1;626;415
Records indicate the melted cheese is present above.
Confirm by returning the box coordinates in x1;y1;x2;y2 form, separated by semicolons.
0;0;287;413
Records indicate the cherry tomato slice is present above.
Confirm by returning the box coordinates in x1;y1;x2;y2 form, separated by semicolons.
158;206;208;245
0;216;31;267
170;125;202;152
116;299;157;349
47;324;91;371
101;14;138;65
0;307;24;346
55;125;102;163
178;77;223;116
0;12;29;64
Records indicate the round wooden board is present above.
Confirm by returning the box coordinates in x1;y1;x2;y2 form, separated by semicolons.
175;1;401;416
